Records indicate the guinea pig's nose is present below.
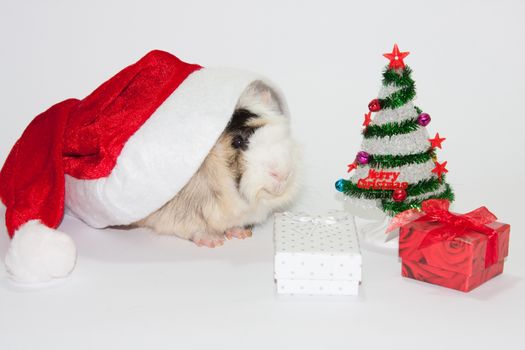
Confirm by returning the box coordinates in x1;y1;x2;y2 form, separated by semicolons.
269;169;290;183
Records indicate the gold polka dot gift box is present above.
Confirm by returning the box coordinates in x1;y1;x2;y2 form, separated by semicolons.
274;212;362;296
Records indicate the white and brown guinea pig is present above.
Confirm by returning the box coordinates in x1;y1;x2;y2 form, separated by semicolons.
136;81;299;247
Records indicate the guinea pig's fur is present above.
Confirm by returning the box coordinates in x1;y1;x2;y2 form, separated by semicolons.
135;81;298;247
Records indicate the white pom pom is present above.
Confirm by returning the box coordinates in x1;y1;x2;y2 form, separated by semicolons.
4;220;77;283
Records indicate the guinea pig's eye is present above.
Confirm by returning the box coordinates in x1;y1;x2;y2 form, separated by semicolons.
232;135;246;149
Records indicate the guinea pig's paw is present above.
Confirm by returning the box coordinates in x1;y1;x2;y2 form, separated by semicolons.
191;233;225;248
5;220;77;283
225;227;253;240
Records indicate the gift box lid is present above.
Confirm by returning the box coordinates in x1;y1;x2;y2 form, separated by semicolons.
399;220;510;277
274;212;362;282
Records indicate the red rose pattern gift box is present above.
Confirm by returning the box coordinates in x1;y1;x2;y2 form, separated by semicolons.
391;199;510;292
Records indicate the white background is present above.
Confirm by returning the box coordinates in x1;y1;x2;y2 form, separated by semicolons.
1;0;524;349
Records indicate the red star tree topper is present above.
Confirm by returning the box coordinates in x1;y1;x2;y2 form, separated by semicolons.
429;133;446;149
383;44;410;69
432;160;448;181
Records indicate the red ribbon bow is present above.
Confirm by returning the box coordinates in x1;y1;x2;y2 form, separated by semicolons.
389;199;499;267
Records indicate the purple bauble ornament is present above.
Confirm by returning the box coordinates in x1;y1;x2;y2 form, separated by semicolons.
356;151;370;165
417;113;431;126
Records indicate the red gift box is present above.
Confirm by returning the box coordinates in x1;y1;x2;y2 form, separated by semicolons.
391;200;510;292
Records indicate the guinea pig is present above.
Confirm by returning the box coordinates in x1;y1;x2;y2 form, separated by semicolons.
135;81;299;247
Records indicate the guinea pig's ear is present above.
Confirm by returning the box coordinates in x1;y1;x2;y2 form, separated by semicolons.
260;90;274;106
237;81;285;114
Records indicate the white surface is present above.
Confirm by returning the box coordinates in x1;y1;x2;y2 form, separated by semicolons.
274;212;361;295
1;0;524;349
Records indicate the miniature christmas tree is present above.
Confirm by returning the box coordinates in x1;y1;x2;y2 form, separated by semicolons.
335;44;454;216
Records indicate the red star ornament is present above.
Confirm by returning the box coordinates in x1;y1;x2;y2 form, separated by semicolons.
429;133;446;149
383;44;410;69
347;162;358;173
362;111;372;127
432;160;448;181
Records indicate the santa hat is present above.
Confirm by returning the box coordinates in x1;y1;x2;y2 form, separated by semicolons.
0;50;287;282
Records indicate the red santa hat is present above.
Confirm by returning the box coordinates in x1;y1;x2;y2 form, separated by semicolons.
0;50;287;283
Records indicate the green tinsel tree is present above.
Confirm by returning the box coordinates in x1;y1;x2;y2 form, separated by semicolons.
335;44;454;216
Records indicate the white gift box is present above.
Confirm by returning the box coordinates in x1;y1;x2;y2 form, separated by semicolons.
274;212;362;296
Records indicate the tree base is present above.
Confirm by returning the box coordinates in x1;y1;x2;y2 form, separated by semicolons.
339;195;398;254
356;216;398;255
